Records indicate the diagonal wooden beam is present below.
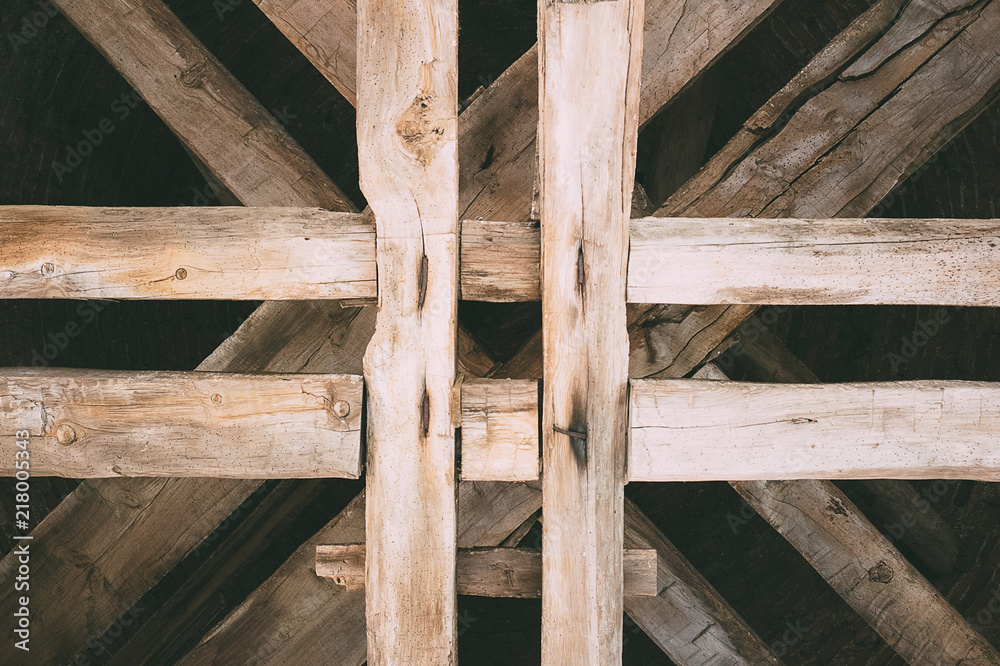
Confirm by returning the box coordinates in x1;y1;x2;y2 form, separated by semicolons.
631;0;1000;379
3;0;792;658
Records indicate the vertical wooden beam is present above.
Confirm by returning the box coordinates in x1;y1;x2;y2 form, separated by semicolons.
357;0;459;662
538;0;643;662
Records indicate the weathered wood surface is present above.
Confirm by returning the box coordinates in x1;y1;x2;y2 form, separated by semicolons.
695;363;1000;663
181;482;541;665
459;218;540;301
538;0;643;661
631;378;1000;481
0;206;376;301
252;0;782;224
629;0;1000;380
0;369;362;478
316;545;658;598
628;217;1000;306
252;0;359;105
460;379;539;481
0;1;360;660
357;0;460;660
735;479;1000;664
52;0;353;212
623;498;783;665
732;326;962;577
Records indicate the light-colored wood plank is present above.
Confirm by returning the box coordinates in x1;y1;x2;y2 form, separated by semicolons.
538;0;643;661
628;217;1000;306
180;482;542;666
357;0;460;660
630;378;1000;481
52;0;352;211
735;479;1000;664
0;369;362;478
0;206;376;301
316;545;658;598
460;379;539;481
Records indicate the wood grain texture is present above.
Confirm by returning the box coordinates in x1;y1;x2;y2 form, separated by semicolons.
460;379;539;481
631;379;1000;481
628;217;1000;306
0;206;376;301
628;0;1000;380
252;0;358;105
623;498;783;665
0;369;362;478
52;0;353;211
316;545;658;598
181;482;542;665
735;479;1000;664
357;0;460;660
538;0;643;661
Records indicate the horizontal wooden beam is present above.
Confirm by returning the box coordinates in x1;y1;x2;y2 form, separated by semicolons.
628;217;1000;305
315;545;658;598
630;379;1000;481
1;207;375;300
0;369;362;478
8;210;998;304
459;379;539;481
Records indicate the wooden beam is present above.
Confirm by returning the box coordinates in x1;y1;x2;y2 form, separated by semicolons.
630;378;1000;481
623;498;783;665
357;0;459;660
538;0;643;661
9;209;1000;305
692;363;1000;663
460;379;539;481
315;545;658;598
52;0;353;211
0;369;361;478
628;217;1000;306
181;482;542;665
251;0;783;224
631;0;1000;380
1;206;376;301
736;479;1000;664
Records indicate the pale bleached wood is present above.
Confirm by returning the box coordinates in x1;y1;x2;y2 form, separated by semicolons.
357;0;460;660
0;206;376;301
460;379;539;481
630;379;1000;481
628;217;1000;306
735;479;1000;664
0;369;362;478
538;0;643;662
316;545;657;598
52;0;352;212
181;482;541;665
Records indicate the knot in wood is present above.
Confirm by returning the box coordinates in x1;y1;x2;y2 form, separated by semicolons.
867;561;893;584
179;60;209;88
396;94;447;164
175;267;188;280
55;423;77;446
333;400;351;418
40;262;55;277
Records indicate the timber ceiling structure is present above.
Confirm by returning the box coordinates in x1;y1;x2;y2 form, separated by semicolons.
2;0;1000;663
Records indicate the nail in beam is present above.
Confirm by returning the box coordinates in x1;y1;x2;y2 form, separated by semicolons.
537;0;644;662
